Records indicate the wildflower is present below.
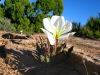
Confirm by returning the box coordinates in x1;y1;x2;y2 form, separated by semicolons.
20;30;23;34
41;15;75;45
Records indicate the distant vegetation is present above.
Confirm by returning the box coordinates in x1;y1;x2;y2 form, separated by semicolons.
72;13;100;39
0;0;100;39
0;0;63;33
0;17;16;32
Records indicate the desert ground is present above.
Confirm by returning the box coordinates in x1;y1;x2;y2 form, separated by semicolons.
0;31;100;75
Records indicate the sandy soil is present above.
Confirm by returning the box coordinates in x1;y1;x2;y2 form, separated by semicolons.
0;32;100;75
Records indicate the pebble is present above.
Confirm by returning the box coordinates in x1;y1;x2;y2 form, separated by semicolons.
14;70;18;73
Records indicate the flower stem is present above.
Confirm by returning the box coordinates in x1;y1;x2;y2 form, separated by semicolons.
54;39;58;55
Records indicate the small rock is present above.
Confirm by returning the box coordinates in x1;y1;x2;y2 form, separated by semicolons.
14;70;18;73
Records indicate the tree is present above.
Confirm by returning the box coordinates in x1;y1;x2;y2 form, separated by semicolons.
82;15;100;39
72;22;82;36
33;0;64;32
53;0;64;15
4;0;34;33
0;4;4;18
3;0;64;33
35;0;63;16
34;14;45;32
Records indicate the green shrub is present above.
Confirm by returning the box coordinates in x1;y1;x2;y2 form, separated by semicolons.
81;16;100;39
87;29;93;38
95;30;100;39
0;17;16;32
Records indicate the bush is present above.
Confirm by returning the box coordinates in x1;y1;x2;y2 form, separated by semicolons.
81;16;100;39
87;29;94;38
95;30;100;39
0;17;16;32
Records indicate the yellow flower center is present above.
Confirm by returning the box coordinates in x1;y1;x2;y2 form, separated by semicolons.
53;28;61;38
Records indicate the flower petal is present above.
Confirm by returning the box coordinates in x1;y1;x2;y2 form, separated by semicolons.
58;32;76;40
41;28;55;45
51;15;59;26
62;20;72;34
43;18;52;33
53;16;65;29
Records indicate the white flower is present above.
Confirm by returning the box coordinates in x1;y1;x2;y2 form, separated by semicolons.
41;15;75;45
20;30;23;33
20;30;23;34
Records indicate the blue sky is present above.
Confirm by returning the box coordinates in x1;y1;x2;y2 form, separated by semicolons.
0;0;100;25
62;0;100;25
